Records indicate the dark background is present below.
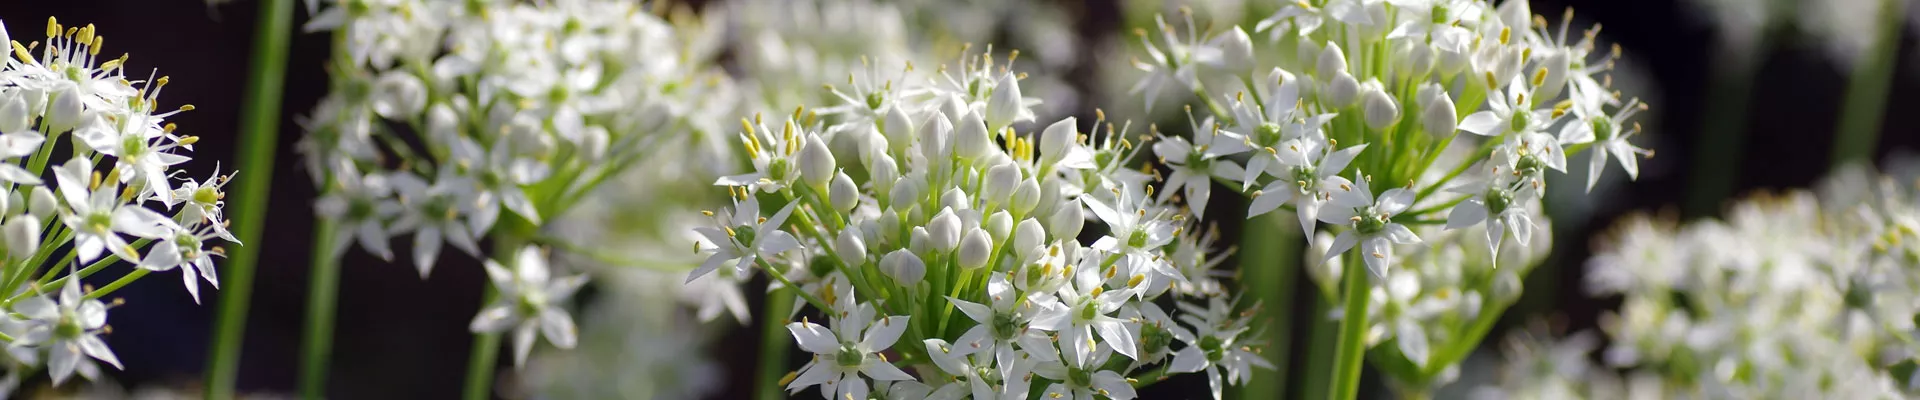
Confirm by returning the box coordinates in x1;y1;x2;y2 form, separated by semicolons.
6;0;1919;398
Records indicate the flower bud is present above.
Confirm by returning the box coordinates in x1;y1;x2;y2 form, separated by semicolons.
929;207;962;252
798;134;836;189
1049;200;1084;241
918;113;953;163
983;163;1020;206
830;172;859;212
1316;42;1348;79
1014;218;1045;261
888;176;921;211
45;86;83;134
372;72;427;119
579;125;610;161
986;210;1013;243
986;72;1029;130
883;105;916;154
954;111;992;162
869;153;900;193
940;188;969;212
4;215;38;261
1534;51;1570;103
1010;178;1041;216
27;186;54;221
1402;42;1435;80
1214;27;1255;72
1296;39;1323;75
1492;269;1523;304
908;227;932;256
836;226;866;267
6;190;22;216
881;249;926;285
1361;81;1399;131
1039;118;1077;165
958;228;992;270
1324;71;1360;109
0;94;28;134
1421;86;1457;138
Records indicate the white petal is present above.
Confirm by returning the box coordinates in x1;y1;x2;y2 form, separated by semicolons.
512;323;537;368
1446;199;1487;229
1376;188;1415;215
1322;231;1358;266
861;316;910;352
413;227;442;279
947;297;993;324
860;358;914;381
1457;111;1502;136
539;309;578;349
1170;346;1207;373
468;305;517;333
78;335;121;370
1095;320;1138;360
788;321;839;354
837;375;870;400
1246;183;1293;218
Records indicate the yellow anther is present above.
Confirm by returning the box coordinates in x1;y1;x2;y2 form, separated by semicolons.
1128;274;1145;287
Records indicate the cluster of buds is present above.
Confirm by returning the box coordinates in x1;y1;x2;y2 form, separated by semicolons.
0;17;237;389
1582;164;1920;398
298;0;734;367
1122;0;1653;388
691;46;1276;398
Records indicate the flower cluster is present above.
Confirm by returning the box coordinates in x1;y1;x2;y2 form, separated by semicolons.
299;0;736;366
1583;164;1920;398
1122;0;1652;387
690;48;1277;397
0;17;237;388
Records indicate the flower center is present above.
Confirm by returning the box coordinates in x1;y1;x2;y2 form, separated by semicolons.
516;292;546;316
991;312;1019;341
85;212;113;234
1184;151;1211;170
1591;117;1615;142
731;225;758;247
193;186;220;205
1353;207;1388;235
1291;166;1318;193
1200;335;1226;362
1140;323;1173;356
1430;4;1449;24
767;158;791;182
55;313;82;339
1127;229;1149;249
835;343;866;368
1484;187;1514;215
1066;366;1093;388
1508;110;1531;133
1256;122;1284;146
865;91;885;111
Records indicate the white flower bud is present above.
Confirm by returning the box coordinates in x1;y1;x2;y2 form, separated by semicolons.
1014;218;1045;261
909;227;932;256
1361;81;1400;131
836;226;867;267
918;113;953;162
1492;269;1523;304
954;111;992;162
1010;179;1041;216
940;94;970;126
986;72;1029;130
1296;39;1323;74
940;188;969;212
45;86;83;134
0;93;29;134
986;210;1013;243
1324;71;1360;109
579;125;610;161
883;105;916;154
881;249;926;285
983;163;1020;206
28;186;54;221
869;153;900;193
798;134;836;189
958;228;992;270
1048;200;1084;241
1214;27;1255;72
875;213;901;247
1316;42;1348;79
1035;179;1063;220
830;172;859;212
1039;118;1077;165
1422;87;1458;138
888;176;921;211
929;207;962;252
4;215;38;261
1402;42;1435;80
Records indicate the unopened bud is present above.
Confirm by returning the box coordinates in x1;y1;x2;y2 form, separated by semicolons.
883;105;916;154
1039;118;1077;165
1324;71;1360;108
986;72;1029;130
1361;81;1399;131
958;228;992;270
983;163;1020;206
1015;218;1046;261
955;111;992;161
918;113;953;162
1050;200;1084;241
1214;27;1255;72
829;172;859;212
1422;88;1457;137
0;94;29;134
797;134;836;189
28;186;54;221
45;86;83;134
4;215;38;261
881;249;926;285
986;210;1013;243
1010;179;1041;216
835;226;866;267
929;207;962;252
1316;42;1348;78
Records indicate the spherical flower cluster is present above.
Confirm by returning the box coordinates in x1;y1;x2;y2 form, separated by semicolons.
690;51;1276;398
1583;165;1920;398
1121;0;1651;387
299;0;738;366
0;17;237;389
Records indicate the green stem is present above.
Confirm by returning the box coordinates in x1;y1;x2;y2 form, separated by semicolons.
1328;255;1370;400
1683;52;1759;218
206;0;295;397
756;287;796;400
1829;0;1906;169
1235;212;1299;400
82;268;148;300
296;219;341;398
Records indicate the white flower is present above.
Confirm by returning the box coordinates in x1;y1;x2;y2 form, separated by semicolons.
1444;173;1537;260
312;160;400;260
785;295;913;400
716;118;810;194
948;276;1061;370
1318;172;1422;277
388;169;482;278
923;338;1033;400
1131;14;1215;112
1249;138;1366;239
468;246;587;369
163;167;237;242
452;134;546;229
1152;116;1248;219
9;273;122;385
75;115;192;204
138;220;225;304
1560;97;1652;191
1169;298;1275;400
1033;342;1137;400
53;157;171;264
1030;257;1139;363
1084;185;1182;289
690;196;801;282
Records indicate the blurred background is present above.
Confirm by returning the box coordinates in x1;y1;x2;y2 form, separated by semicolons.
6;0;1920;398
